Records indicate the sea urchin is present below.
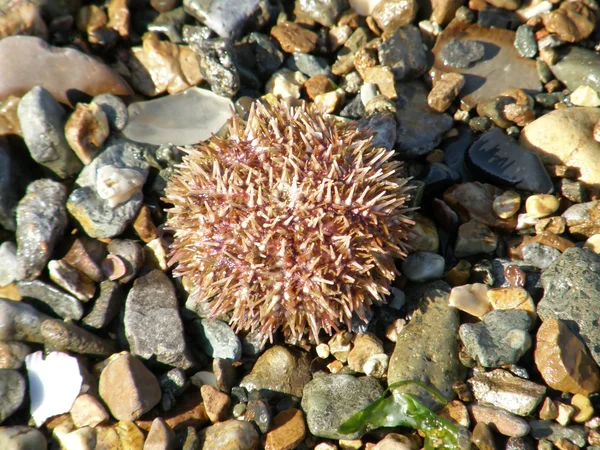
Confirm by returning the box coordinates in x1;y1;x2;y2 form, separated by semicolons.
164;101;413;344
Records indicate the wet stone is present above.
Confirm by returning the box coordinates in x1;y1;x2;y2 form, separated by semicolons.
16;179;68;281
183;0;260;40
41;319;116;357
459;309;532;368
125;270;194;370
82;281;124;330
378;25;427;81
549;46;600;93
18;279;84;320
67;143;150;239
0;369;26;423
301;374;383;440
389;281;463;408
537;247;600;367
514;25;537;58
466;128;553;194
18;86;82;179
394;81;453;158
438;39;485;68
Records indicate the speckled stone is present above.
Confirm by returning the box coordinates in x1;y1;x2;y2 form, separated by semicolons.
18;279;84;320
0;369;26;423
199;420;259;450
41;319;116;357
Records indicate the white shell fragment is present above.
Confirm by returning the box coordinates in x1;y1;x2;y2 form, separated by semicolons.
96;165;145;207
25;351;83;427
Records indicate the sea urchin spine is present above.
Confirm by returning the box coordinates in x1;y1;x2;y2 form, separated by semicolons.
164;101;413;344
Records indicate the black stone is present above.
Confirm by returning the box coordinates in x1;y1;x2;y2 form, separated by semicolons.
465;128;553;194
477;7;520;30
441;124;474;182
438;39;485;69
421;163;461;197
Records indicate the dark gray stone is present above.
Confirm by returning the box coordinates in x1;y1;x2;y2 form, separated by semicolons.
0;139;30;231
124;270;195;370
401;251;445;283
514;25;537;58
0;299;51;343
339;95;365;120
16;179;68;281
92;94;128;131
183;25;240;98
394;81;454;158
522;243;561;270
159;368;188;411
18;279;84;320
0;369;25;424
298;0;347;26
438;39;485;69
459;310;532;368
378;25;427;81
528;421;587;447
288;53;331;78
244;32;284;79
477;7;519;29
192;318;241;362
183;0;260;39
67;143;150;239
388;281;464;408
550;46;600;93
17;86;82;178
537;247;600;367
301;374;383;439
357;112;396;150
82;280;124;329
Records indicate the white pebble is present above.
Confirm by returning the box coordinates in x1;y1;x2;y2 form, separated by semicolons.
96;165;145;208
584;234;600;254
525;194;559;219
316;343;330;359
516;213;539;230
360;82;378;108
348;0;384;16
570;86;600;107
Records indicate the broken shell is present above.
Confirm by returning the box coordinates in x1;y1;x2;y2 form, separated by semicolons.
96;165;145;207
101;254;128;281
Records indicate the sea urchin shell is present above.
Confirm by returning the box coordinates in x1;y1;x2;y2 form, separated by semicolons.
164;101;413;344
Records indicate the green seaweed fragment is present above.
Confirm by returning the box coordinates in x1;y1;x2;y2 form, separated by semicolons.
338;380;470;450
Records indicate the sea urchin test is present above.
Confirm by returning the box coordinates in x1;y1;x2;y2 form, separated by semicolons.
164;101;413;344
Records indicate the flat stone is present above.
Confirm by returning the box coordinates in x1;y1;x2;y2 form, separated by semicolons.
125;270;194;370
15;179;67;281
18;279;84;320
271;21;318;54
82;280;125;329
41;319;116;357
301;374;383;439
537;247;600;367
378;25;427;81
199;420;259;450
469;403;530;437
394;81;453;158
67;143;150;239
0;426;47;450
519;107;600;186
183;0;260;39
432;21;541;109
240;345;311;398
459;309;532;368
535;318;600;396
0;36;132;106
549;46;600;93
467;128;553;194
0;369;25;423
99;353;161;421
468;369;546;416
124;87;233;146
388;281;464;408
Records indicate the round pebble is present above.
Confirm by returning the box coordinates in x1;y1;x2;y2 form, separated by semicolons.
525;194;559;219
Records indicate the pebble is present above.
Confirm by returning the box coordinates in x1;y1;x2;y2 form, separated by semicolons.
62;238;105;283
549;46;600;93
124;270;194;370
472;422;497;450
571;394;594;423
0;369;25;423
493;190;521;219
47;260;96;302
459;309;532;368
106;239;143;284
347;333;385;374
468;369;546;416
584;235;600;254
371;0;418;33
18;279;84;319
199;420;259;450
200;384;230;423
240;345;311;398
388;281;463;408
514;24;537;58
0;242;17;287
82;280;124;329
144;418;174;450
41;319;116;357
469;403;530;437
522;243;561;270
448;283;492;318
525;195;559;219
99;352;161;421
432;22;540;110
487;287;536;321
536;216;567;235
70;394;110;428
405;212;439;253
455;219;498;258
0;298;51;343
67;142;150;239
535;318;600;396
543;2;596;43
528;421;588;447
466;128;553;194
363;66;396;100
67;103;110;166
357;112;397;151
266;68;307;100
194;318;242;362
0;0;47;39
562;201;600;239
0;426;47;450
560;179;587;204
265;408;306;450
301;374;384;439
378;25;427;81
91;94;128;131
271;22;318;54
0;341;31;370
18;86;82;178
401;251;445;283
427;72;465;112
570;86;600;108
183;0;259;39
304;75;335;101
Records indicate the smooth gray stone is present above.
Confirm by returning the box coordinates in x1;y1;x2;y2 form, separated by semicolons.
123;88;233;145
124;270;195;370
401;251;445;283
92;94;128;131
301;374;383;439
0;369;26;423
17;85;81;178
18;280;83;320
0;299;51;343
357;112;397;150
522;243;561;270
550;46;600;92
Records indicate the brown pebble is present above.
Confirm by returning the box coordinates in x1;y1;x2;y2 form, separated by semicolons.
107;0;129;37
41;318;117;357
427;72;465;112
0;0;47;40
270;22;318;54
503;264;526;288
136;389;209;431
133;205;158;243
304;75;335;101
539;397;558;420
353;45;379;79
472;422;497;450
200;385;231;423
543;2;596;43
265;408;307;450
62;238;105;283
65;102;110;165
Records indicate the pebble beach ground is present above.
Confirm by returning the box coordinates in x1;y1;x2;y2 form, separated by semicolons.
1;0;600;449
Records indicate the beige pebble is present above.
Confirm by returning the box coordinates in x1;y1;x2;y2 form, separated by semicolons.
201;384;231;423
539;397;558;421
525;194;559;219
448;283;491;318
487;287;536;321
440;400;470;428
316;343;330;359
572;394;594;423
584;234;600;254
556;402;576;426
594;120;600;143
265;68;307;99
427;72;465;113
516;213;538;230
327;360;344;373
363;353;389;378
535;216;566;235
70;394;109;428
314;89;344;114
347;333;384;374
493;190;521;219
445;260;471;287
570;85;600;107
